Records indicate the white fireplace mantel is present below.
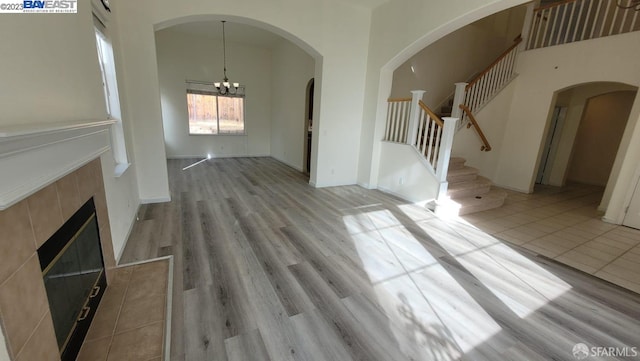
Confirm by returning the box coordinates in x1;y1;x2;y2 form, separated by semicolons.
0;119;116;210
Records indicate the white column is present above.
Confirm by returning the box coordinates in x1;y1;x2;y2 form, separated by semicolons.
451;82;467;119
436;117;458;193
407;90;426;145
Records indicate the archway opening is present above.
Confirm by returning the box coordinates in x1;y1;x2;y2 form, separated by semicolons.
536;82;638;211
304;78;314;174
153;18;318;176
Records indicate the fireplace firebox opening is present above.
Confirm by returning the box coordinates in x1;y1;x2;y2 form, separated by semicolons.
37;197;107;361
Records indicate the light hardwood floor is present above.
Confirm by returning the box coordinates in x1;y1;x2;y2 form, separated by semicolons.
120;157;640;361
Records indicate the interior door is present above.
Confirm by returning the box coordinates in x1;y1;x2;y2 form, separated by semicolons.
623;177;640;230
536;106;567;184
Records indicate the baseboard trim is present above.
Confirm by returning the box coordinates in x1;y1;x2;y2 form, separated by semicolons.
271;157;303;172
166;154;270;159
377;185;433;206
140;197;171;204
492;182;530;193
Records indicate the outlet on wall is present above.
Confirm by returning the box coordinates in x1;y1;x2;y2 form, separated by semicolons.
399;177;404;185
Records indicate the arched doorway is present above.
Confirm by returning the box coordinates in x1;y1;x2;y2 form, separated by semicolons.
304;78;314;174
536;82;638;210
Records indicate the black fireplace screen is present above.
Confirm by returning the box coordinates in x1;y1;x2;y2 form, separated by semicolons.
38;198;106;361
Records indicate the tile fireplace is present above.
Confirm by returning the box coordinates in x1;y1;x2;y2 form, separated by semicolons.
0;121;118;361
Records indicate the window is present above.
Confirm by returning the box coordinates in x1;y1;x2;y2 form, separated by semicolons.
94;18;120;119
94;14;130;175
187;90;245;135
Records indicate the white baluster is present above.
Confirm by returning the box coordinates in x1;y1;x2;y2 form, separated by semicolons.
407;90;426;146
599;0;611;37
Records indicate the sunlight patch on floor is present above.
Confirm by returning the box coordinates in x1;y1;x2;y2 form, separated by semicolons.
416;216;573;318
181;158;208;171
343;207;504;357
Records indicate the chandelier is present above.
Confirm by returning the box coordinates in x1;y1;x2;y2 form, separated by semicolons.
617;0;640;10
214;21;240;95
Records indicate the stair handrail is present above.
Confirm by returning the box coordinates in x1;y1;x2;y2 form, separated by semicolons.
388;97;413;102
456;36;522;126
418;100;444;127
413;99;456;185
465;36;523;92
535;0;581;12
527;0;640;50
459;104;492;152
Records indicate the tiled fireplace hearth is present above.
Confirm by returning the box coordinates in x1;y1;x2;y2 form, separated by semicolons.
0;121;118;360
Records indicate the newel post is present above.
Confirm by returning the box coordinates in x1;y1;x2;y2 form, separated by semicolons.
407;90;426;145
435;117;458;199
451;82;467;120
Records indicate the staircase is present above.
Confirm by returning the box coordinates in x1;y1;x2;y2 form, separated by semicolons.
437;97;454;119
446;157;506;215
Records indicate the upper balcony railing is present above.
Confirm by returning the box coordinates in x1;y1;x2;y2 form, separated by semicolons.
527;0;640;50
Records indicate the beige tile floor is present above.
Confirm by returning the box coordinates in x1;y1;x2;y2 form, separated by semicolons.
76;259;169;361
461;183;640;294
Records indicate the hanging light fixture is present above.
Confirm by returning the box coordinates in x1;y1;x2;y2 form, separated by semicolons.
617;0;640;11
214;20;240;95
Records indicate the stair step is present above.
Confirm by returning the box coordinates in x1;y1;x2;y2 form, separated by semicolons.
447;166;478;183
447;176;492;199
448;157;466;171
456;189;507;216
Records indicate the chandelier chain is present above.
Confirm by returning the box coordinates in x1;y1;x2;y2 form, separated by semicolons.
222;21;228;81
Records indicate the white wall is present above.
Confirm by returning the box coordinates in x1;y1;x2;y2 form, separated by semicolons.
0;5;105;123
494;32;640;193
0;0;139;261
451;78;517;181
100;154;140;260
270;40;315;170
156;30;272;158
111;0;372;195
567;91;636;186
377;142;439;203
390;6;526;108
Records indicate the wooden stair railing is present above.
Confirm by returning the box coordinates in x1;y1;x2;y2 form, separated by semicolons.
384;98;412;143
527;0;640;50
465;36;522;93
461;36;522;123
416;100;445;165
459;104;491;152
